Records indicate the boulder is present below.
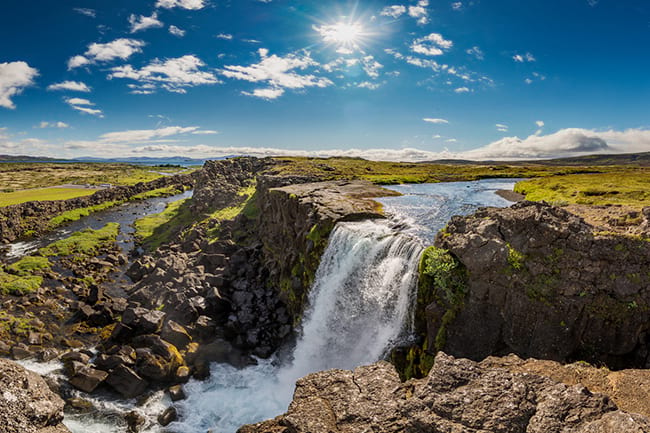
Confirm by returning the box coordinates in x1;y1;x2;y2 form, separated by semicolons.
68;366;108;393
106;365;149;399
239;353;650;433
161;320;192;350
158;407;178;427
122;307;165;334
0;358;71;433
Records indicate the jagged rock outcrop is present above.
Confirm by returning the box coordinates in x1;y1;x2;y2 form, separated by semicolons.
239;352;650;433
420;201;650;369
0;358;71;433
0;172;196;243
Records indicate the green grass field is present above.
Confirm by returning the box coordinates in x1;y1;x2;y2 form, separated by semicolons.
514;170;650;207
0;187;99;207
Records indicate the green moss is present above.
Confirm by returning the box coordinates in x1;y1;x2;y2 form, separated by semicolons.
129;186;183;201
0;273;43;295
7;256;51;275
39;223;119;258
134;198;192;251
507;243;526;271
49;201;121;227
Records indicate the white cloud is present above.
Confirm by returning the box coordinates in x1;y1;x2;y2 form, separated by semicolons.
411;33;453;56
156;0;205;10
466;46;484;60
0;61;39;109
100;126;199;143
109;55;220;93
423;118;449;124
74;8;96;17
446;138;458;143
47;81;91;92
221;49;332;98
536;120;545;128
409;0;430;25
242;87;285;100
65;97;103;117
380;5;407;18
129;12;163;33
496;123;509;132
66;97;94;106
68;39;145;70
357;81;382;90
454;87;470;93
192;129;219;135
451;2;463;10
38;121;69;129
169;25;186;37
71;106;104;117
513;52;536;63
216;33;233;40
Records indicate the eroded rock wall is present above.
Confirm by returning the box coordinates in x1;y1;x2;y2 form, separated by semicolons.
422;201;650;369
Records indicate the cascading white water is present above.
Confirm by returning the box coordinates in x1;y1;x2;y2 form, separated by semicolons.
168;220;422;433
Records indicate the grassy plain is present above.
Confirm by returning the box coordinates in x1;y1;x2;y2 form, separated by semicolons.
0;162;186;192
514;169;650;208
0;187;99;207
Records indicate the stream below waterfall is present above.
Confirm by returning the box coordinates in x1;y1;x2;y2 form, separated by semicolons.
16;179;518;433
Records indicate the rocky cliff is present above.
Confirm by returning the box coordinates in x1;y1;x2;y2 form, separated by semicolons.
411;201;650;372
0;358;71;433
239;352;650;433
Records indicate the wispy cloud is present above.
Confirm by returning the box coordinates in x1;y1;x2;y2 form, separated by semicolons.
423;118;449;124
409;0;430;25
73;8;96;18
169;25;186;37
65;97;103;117
109;55;220;94
216;33;233;40
466;46;484;60
47;81;91;92
513;52;536;63
0;61;39;109
38;121;69;129
496;123;509;132
155;0;205;10
380;5;407;18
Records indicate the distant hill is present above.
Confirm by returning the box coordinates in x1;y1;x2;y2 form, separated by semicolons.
423;152;650;167
0;154;68;162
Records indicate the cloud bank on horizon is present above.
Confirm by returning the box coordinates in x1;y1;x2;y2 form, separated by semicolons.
1;0;649;161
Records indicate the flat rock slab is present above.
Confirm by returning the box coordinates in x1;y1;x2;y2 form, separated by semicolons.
272;180;400;221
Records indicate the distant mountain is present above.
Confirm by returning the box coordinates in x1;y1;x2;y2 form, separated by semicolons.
0;154;71;162
73;156;211;166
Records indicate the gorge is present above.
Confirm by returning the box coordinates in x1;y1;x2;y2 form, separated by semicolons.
1;158;649;433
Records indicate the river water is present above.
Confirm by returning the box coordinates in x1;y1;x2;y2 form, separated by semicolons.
14;179;518;433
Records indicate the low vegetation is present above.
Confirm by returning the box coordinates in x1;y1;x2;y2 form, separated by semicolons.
49;201;120;226
0;187;98;207
0;162;187;191
134;199;193;251
39;223;119;258
129;185;185;201
514;170;650;207
268;157;603;185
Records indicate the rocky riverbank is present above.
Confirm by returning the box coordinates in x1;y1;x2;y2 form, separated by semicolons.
240;352;650;433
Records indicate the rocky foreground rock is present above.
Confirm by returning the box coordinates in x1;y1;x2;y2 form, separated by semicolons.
0;358;70;433
239;352;650;433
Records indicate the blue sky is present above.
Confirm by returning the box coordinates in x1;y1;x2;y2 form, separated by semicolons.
1;0;649;160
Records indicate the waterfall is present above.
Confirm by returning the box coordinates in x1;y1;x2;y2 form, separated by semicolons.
169;219;422;433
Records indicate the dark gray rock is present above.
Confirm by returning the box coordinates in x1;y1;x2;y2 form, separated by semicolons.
106;365;149;399
68;366;108;393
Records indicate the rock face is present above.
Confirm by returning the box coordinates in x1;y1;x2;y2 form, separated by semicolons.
0;358;71;433
239;353;650;433
420;201;650;369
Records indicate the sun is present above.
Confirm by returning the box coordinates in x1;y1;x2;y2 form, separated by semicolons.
313;20;368;51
